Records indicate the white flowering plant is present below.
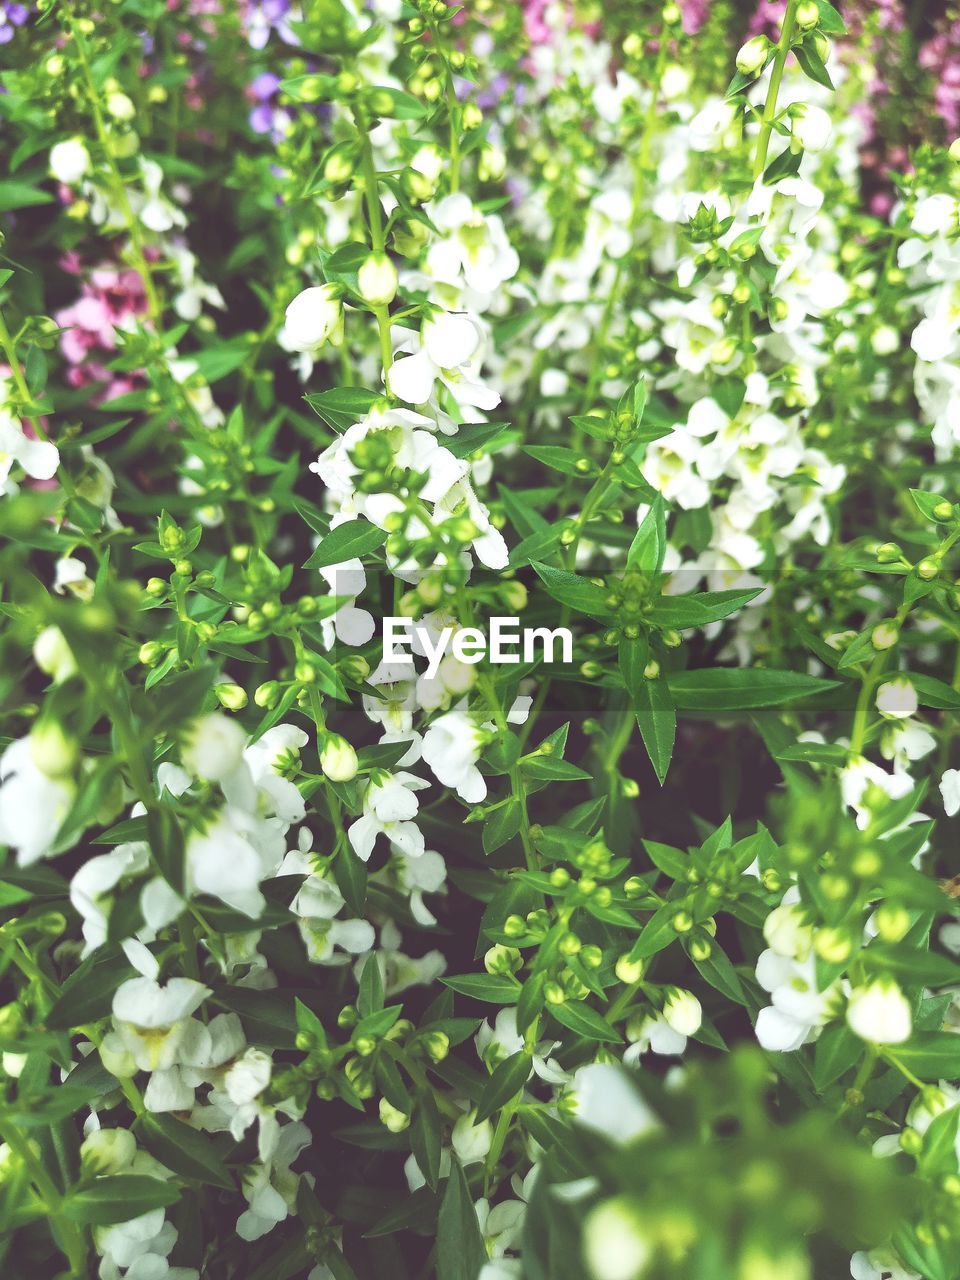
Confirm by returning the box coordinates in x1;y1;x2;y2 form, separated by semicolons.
1;0;960;1278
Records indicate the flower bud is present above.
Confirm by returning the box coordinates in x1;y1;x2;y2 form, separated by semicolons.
422;1030;450;1062
98;1030;137;1078
403;144;443;201
763;903;811;959
875;542;901;564
320;733;359;782
49;137;91;185
736;35;772;76
871;622;898;651
106;91;136;121
875;676;918;721
80;1128;136;1175
379;1098;410;1133
478;142;506;182
484;944;521;975
284;284;344;352
254;680;281;708
795;0;820;29
846;978;912;1045
615;954;644;984
357;253;398;307
917;558;939;580
874;902;911;943
215;683;248;711
662;988;702;1036
33;626;77;683
29;721;78;779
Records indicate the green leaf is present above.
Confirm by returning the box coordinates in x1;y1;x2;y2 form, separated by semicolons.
667;668;839;711
437;1158;487;1280
303;519;387;569
642;839;687;880
140;1115;235;1191
691;943;746;1005
813;1024;863;1090
763;146;802;183
520;757;592;782
646;588;762;629
794;37;834;90
410;1091;442;1192
45;950;137;1029
147;806;185;894
366;85;429;119
442;974;521;1004
889;1034;960;1081
63;1175;180;1225
483;798;522;853
862;946;960;989
523;445;596;479
550;1000;620;1044
629;900;683;962
814;0;846;33
448;421;511;459
620;636;675;782
627;495;666;573
358;954;385;1018
335;845;367;916
531;562;614;621
0;181;55;211
475;1049;533;1124
911;674;960;710
305;386;380;432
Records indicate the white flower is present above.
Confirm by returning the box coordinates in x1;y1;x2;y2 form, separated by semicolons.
294;875;375;963
185;810;270;918
851;1249;921;1280
421;707;487;802
840;756;914;830
111;976;211;1072
182;713;247;783
940;768;960;817
348;771;429;861
570;1064;659;1143
624;1012;688;1058
846;979;912;1045
875;677;918;721
754;950;841;1052
388;313;500;413
583;1197;652;1280
0;412;59;488
792;103;832;153
49;137;91;185
282;285;344;351
419;193;519;308
688;98;738;152
0;736;76;865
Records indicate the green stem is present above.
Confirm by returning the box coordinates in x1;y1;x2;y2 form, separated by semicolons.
68;12;162;320
0;1121;88;1275
752;0;800;181
358;137;393;373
